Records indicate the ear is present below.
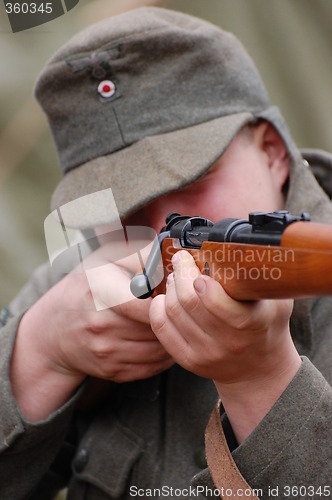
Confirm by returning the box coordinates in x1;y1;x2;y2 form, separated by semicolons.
253;121;290;190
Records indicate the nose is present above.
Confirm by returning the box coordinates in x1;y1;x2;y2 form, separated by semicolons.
123;204;167;235
145;210;168;234
135;201;170;234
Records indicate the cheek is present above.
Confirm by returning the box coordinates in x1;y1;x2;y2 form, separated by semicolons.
202;176;279;220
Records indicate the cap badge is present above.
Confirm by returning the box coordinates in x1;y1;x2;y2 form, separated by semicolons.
66;46;120;79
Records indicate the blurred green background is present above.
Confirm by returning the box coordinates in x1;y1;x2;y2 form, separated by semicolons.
1;0;332;306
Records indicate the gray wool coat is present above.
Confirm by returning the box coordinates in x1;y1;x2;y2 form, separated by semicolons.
0;150;331;500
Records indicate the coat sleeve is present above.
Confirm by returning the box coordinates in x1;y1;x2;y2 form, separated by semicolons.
231;357;332;498
192;357;332;499
192;295;332;499
0;263;83;500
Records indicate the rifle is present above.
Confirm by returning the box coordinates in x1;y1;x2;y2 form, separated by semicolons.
130;211;332;300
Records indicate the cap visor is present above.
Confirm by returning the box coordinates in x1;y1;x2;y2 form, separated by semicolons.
51;112;254;228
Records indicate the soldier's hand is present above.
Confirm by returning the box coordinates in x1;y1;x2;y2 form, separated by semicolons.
149;250;302;442
11;241;173;421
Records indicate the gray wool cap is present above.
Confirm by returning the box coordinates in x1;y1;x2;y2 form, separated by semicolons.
35;6;302;228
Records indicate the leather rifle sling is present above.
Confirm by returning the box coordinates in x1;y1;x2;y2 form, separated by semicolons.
205;401;260;499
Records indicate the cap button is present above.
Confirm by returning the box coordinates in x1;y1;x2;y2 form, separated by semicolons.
73;448;89;473
97;79;116;99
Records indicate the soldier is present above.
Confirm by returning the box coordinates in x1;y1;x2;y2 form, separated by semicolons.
1;7;331;499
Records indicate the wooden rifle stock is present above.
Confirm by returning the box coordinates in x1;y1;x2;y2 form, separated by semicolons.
157;221;332;300
130;212;332;301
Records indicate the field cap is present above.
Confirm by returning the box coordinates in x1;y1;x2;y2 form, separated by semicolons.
35;7;299;228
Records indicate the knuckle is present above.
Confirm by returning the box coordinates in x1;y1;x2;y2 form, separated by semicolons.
178;345;200;372
114;299;130;316
87;314;109;334
149;296;167;334
106;368;124;382
185;353;203;374
150;313;167;335
232;313;254;332
204;343;222;365
233;301;270;333
226;334;247;355
177;288;200;313
200;283;226;317
165;298;181;320
86;332;116;363
96;358;121;381
92;347;109;360
90;341;112;360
